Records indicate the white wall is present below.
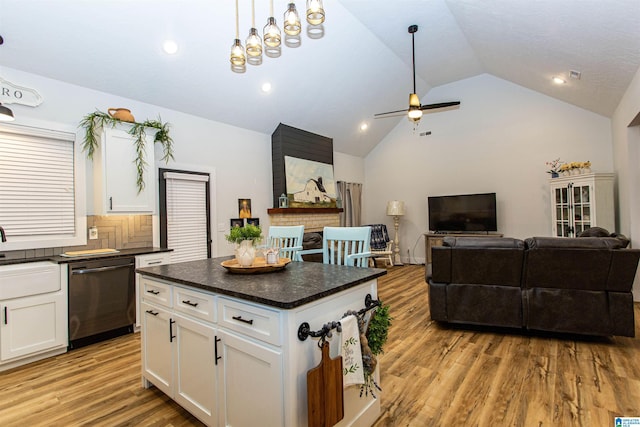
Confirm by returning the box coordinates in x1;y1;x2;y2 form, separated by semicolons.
3;67;364;257
364;74;613;264
611;65;640;300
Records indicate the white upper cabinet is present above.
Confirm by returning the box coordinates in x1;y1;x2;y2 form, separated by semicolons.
92;125;155;214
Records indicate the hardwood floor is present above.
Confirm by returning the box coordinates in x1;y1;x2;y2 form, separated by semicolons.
1;264;639;426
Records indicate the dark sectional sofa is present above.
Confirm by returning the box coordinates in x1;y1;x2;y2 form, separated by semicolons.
427;236;640;337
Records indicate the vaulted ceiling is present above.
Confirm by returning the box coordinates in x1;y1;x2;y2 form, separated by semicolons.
1;0;639;157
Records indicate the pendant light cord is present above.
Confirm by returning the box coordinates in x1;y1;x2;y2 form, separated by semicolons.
235;0;239;39
269;0;274;17
251;0;256;27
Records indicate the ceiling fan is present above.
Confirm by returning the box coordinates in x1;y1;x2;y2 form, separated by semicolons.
374;25;460;125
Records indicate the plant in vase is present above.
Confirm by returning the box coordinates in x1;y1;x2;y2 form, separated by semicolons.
545;158;563;178
225;224;263;267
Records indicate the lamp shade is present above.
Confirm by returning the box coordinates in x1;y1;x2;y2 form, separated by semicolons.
386;200;405;216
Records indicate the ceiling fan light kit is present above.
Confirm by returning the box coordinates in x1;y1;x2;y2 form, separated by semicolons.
375;24;461;127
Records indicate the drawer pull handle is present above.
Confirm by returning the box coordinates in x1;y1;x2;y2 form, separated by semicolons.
182;300;199;307
147;289;160;295
146;309;159;316
147;261;162;265
232;315;254;325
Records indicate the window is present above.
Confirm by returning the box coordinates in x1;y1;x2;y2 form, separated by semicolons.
0;124;85;250
160;169;211;262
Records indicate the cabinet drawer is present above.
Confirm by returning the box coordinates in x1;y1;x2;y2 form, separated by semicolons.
218;297;281;346
136;253;171;268
174;287;216;323
140;277;172;307
0;262;60;300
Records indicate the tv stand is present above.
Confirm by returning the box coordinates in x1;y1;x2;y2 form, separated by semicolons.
424;232;503;266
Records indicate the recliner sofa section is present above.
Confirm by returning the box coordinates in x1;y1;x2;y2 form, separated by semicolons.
427;236;640;337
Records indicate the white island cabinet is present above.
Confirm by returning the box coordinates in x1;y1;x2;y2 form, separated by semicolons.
138;257;386;427
0;261;68;371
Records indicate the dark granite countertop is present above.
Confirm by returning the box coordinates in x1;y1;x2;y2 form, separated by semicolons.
137;256;387;309
0;247;172;266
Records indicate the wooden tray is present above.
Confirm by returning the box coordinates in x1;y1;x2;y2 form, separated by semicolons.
221;257;291;274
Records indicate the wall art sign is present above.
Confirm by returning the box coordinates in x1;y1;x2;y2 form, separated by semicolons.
0;76;43;107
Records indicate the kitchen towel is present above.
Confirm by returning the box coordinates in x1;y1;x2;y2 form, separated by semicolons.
340;314;364;387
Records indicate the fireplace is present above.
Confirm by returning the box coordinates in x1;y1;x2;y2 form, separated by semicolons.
267;208;342;232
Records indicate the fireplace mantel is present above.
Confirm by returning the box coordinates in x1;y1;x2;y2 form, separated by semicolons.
267;208;343;214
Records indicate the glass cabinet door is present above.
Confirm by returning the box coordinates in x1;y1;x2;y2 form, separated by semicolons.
554;187;571;237
572;184;591;236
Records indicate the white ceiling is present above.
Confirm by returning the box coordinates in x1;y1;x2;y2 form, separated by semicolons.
1;0;639;157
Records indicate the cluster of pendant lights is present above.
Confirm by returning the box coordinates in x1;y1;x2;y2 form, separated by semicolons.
230;0;325;73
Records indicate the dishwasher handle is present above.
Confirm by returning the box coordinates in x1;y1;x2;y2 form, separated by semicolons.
72;263;134;275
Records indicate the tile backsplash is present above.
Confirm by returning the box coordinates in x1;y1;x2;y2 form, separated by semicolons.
2;215;153;259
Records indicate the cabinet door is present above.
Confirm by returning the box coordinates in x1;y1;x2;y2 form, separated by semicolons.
103;128;154;213
552;185;572;237
174;314;217;426
0;292;66;361
140;302;173;397
571;183;592;236
218;329;284;427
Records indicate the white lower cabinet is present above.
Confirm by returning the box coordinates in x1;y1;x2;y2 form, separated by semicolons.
1;291;66;361
0;262;68;371
141;279;282;427
217;329;283;427
135;252;171;331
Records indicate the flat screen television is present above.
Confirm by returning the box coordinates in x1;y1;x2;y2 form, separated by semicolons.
428;192;497;233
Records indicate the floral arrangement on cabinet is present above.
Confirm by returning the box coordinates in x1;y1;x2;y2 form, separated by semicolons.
546;158;591;177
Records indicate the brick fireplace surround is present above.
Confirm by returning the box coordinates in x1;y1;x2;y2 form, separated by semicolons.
267;208;342;232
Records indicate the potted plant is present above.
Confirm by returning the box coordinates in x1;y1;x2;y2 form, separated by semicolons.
225;224;263;267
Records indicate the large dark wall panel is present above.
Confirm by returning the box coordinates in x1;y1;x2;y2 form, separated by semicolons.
271;123;333;207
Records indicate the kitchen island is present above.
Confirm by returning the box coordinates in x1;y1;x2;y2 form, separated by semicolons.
137;257;387;427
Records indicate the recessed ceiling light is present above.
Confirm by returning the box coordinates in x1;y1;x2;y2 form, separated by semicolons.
552;76;566;85
359;122;368;132
162;40;178;55
261;82;272;93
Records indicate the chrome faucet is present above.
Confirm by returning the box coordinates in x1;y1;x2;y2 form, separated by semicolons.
0;226;6;242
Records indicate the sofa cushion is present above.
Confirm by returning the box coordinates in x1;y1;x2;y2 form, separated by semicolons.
577;226;610;237
525;236;627;249
443;237;524;248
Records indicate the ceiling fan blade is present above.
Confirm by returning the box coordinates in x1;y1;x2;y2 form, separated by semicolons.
374;108;409;117
420;101;461;111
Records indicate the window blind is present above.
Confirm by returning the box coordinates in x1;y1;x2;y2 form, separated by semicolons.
0;126;75;237
164;171;209;263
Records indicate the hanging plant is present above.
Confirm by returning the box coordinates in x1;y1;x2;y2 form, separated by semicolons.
343;301;392;399
79;110;175;193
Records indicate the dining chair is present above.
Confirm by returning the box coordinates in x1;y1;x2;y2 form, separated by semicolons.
296;226;372;267
266;225;305;260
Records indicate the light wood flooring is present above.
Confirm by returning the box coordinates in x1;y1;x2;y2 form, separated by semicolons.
1;264;639;426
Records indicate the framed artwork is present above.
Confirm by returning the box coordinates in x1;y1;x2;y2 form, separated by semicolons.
284;156;336;207
238;198;252;219
230;218;244;229
246;218;260;227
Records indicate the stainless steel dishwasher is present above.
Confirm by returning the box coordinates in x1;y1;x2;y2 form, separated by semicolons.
68;257;135;348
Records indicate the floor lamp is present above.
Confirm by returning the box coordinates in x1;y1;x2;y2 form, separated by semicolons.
387;200;405;266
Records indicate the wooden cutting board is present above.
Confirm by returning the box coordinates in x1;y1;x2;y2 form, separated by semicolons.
307;341;344;427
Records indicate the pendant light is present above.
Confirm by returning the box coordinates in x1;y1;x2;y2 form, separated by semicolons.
283;2;301;36
306;0;325;25
245;0;263;59
230;0;246;72
0;103;15;122
263;0;281;48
